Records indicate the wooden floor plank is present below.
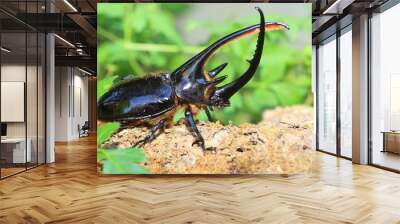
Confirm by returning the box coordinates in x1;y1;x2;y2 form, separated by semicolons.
0;135;400;223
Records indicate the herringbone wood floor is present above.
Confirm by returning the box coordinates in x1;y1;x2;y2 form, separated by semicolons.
1;135;400;224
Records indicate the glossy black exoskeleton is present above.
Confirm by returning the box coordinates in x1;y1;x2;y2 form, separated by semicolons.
98;8;289;150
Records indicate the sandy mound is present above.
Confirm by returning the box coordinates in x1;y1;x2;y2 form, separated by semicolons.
105;106;315;174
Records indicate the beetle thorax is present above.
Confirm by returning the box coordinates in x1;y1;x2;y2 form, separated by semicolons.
174;75;215;105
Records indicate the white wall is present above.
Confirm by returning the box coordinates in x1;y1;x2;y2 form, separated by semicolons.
54;67;89;141
70;73;89;139
55;67;69;141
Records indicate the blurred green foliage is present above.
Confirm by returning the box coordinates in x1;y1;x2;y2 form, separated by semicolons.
98;3;312;125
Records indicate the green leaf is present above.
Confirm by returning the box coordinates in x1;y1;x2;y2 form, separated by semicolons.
128;164;149;174
186;20;201;32
103;162;149;174
97;149;107;161
98;3;126;18
197;110;208;121
173;108;185;123
269;83;308;106
97;122;120;145
99;148;147;163
160;4;190;14
98;41;129;66
261;50;288;84
98;148;149;174
97;75;118;101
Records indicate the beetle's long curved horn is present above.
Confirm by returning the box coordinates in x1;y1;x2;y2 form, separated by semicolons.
215;7;284;99
171;7;289;83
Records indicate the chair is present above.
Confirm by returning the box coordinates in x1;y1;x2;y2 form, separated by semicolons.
79;121;90;138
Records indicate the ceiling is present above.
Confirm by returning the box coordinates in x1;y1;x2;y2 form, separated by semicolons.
0;0;395;75
1;0;97;74
312;0;390;43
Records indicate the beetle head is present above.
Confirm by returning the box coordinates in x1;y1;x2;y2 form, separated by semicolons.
171;7;289;107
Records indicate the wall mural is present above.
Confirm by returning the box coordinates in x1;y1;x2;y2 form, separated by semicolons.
97;3;314;174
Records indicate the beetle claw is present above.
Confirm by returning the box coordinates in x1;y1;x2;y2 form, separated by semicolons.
192;138;205;150
133;119;166;148
133;140;145;147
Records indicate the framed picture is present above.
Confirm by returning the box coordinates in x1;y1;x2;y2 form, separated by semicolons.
97;3;313;175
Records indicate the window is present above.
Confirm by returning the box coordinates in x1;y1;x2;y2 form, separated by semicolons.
371;3;400;171
0;1;47;179
339;27;352;158
317;35;337;154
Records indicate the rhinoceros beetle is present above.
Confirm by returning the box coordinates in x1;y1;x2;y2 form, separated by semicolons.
98;8;289;150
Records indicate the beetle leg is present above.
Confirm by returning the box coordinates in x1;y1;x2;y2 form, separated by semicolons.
134;119;166;147
185;109;205;150
205;107;214;122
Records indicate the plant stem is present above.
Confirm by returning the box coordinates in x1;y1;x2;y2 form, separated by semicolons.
123;42;204;54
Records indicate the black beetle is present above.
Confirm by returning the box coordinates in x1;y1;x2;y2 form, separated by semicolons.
98;8;289;150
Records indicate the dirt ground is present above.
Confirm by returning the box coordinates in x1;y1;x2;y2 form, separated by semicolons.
106;105;315;174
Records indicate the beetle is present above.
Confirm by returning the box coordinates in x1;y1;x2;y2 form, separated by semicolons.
98;8;289;150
